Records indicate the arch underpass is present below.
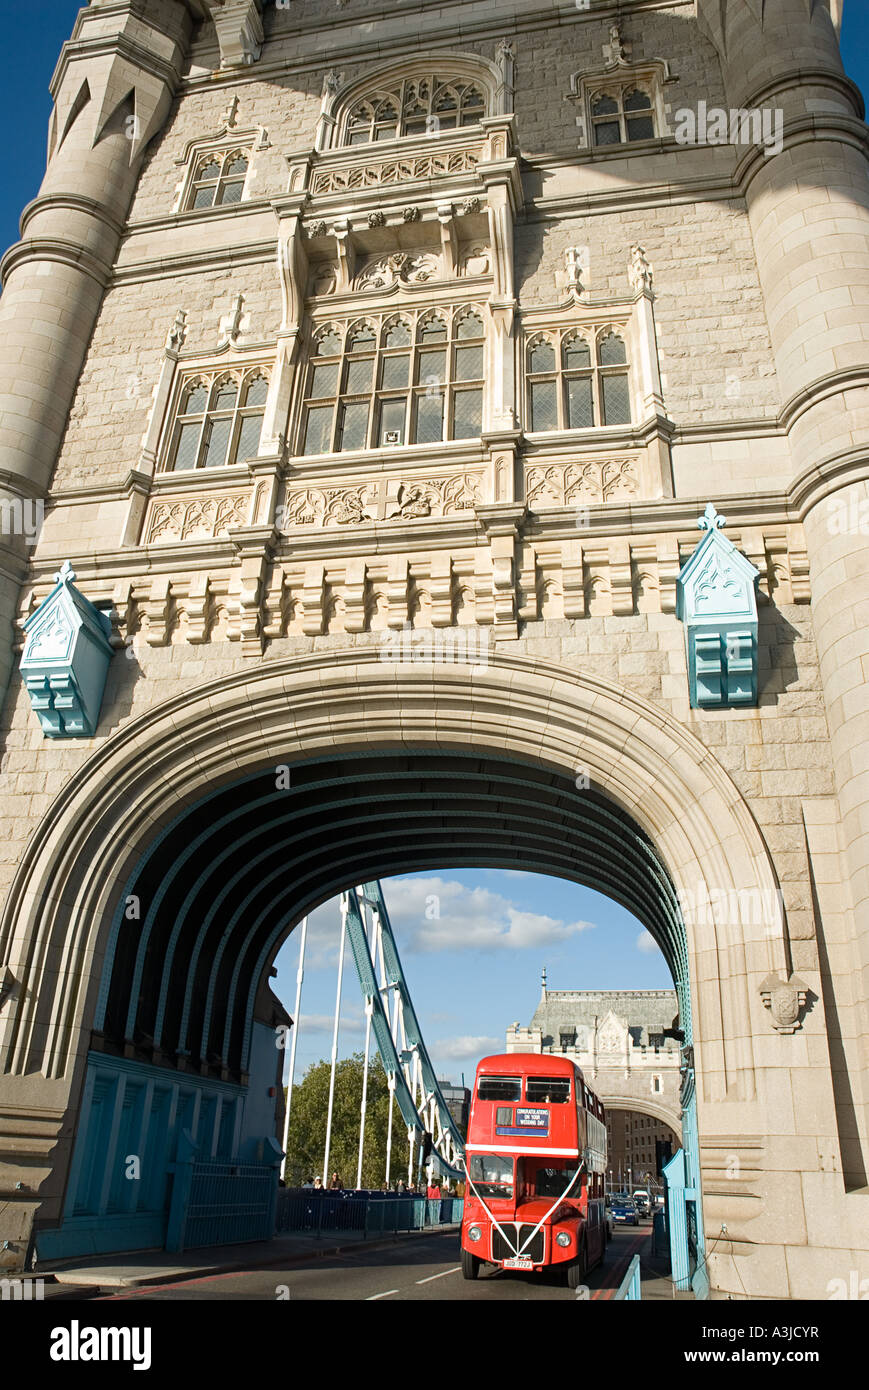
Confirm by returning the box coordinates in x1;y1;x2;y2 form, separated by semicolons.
0;650;790;1290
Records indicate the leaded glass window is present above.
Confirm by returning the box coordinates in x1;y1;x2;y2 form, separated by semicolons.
343;76;487;145
590;86;655;147
299;308;486;455
167;370;269;470
525;330;631;432
188;150;250;210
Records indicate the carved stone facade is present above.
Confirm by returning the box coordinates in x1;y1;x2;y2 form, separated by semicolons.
0;0;867;1303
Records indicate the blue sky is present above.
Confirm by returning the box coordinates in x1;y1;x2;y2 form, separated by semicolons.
273;869;672;1085
1;3;867;259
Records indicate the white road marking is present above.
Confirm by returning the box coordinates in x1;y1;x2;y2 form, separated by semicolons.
366;1288;399;1300
416;1266;461;1285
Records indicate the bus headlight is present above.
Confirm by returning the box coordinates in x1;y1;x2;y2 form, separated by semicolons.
467;1225;482;1242
555;1231;572;1248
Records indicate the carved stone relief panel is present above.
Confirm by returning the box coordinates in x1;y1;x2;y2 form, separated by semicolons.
281;471;484;528
525;458;639;508
145;492;251;544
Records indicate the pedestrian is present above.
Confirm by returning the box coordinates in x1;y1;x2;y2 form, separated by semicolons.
329;1170;342;1190
313;1175;323;1190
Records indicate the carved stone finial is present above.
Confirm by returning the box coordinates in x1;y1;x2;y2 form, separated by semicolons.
698;502;727;531
609;23;630;65
54;559;76;586
221;94;240;129
628;244;653;293
760;973;809;1033
565;245;588;293
165;308;187;353
323;68;342;96
497;37;514;59
219;293;246;346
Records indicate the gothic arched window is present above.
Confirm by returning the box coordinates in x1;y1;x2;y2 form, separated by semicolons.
300;306;485;455
168;369;269;470
526;329;631;432
590;86;655;147
342;74;487;145
188;150;250;209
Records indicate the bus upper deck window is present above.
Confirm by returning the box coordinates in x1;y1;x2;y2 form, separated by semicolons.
477;1076;521;1102
526;1077;571;1104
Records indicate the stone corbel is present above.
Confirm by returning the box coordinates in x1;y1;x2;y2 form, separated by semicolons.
344;559;368;634
330;217;356;292
301;562;326;636
207;0;264;69
230;524;277;654
437;203;458;276
476;504;527;640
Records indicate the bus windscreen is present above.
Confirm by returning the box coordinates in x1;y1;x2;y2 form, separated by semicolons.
469;1153;514;1198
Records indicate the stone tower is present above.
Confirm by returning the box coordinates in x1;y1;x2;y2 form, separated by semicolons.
0;0;867;1298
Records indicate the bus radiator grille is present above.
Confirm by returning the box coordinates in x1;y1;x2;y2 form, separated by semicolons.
492;1226;545;1264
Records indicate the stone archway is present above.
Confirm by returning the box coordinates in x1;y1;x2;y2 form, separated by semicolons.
0;649;789;1286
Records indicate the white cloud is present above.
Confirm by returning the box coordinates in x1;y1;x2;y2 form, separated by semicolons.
636;931;659;955
432;1034;502;1063
382;876;596;954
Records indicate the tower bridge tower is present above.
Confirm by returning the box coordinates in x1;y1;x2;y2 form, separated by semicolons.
0;0;867;1298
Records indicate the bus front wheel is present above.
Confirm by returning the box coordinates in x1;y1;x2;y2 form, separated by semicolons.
566;1240;587;1290
461;1247;481;1280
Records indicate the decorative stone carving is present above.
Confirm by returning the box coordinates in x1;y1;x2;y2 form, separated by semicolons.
629;243;653;293
760;974;809;1034
283;473;483;528
367;210;386;228
354;251;441;290
526;459;639;508
218;293;247;346
311;149;479;196
608;22;630;66
309;263;336;296
566;245;588;293
402;205;421;222
147;495;250;543
462;196;481;215
459;244;491;276
307;219;327;238
165;308;187;353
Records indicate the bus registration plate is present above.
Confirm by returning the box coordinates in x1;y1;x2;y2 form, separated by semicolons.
503;1256;534;1270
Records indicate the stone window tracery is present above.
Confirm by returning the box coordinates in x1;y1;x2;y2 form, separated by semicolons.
300;306;485;456
343;76;487;146
187;149;251;209
166;369;270;471
589;85;655;147
525;328;631;432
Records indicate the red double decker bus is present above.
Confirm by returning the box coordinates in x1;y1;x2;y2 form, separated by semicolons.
461;1053;607;1287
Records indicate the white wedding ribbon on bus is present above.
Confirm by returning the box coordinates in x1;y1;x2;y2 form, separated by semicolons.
464;1160;586;1259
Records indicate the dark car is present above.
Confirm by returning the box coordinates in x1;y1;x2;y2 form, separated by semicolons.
610;1194;639;1226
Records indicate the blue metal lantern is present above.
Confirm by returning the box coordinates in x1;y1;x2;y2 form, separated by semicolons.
20;560;114;737
676;504;759;709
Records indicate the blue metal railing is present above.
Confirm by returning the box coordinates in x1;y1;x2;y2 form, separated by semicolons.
275;1190;463;1238
614;1252;642;1300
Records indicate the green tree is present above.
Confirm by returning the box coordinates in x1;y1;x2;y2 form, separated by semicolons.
284;1052;412;1188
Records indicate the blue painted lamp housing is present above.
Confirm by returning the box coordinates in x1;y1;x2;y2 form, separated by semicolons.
676;504;760;709
20;560;114;737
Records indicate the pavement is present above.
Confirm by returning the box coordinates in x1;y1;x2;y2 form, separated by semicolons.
39;1223;461;1291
